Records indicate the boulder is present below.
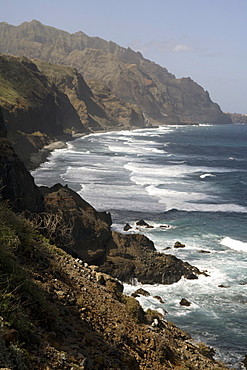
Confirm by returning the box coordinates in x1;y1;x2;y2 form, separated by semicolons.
136;219;151;227
131;288;150;297
180;298;191;307
124;223;132;231
153;295;164;304
174;241;186;248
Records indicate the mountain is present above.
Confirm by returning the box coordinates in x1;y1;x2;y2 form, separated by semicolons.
0;20;232;125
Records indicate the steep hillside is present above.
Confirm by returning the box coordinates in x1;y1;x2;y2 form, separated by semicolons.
0;20;232;125
0;202;230;369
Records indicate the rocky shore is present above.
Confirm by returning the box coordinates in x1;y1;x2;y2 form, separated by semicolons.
0;106;237;368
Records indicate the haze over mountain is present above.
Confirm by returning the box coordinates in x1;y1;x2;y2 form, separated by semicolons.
0;20;231;126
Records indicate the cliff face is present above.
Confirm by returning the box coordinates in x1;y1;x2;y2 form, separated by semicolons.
33;59;144;130
0;20;232;125
0;54;70;167
0;54;144;167
0;107;44;212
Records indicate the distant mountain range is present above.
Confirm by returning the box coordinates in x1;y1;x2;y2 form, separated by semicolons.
0;20;232;126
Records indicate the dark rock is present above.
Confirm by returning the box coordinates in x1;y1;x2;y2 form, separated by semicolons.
153;296;164;304
174;241;186;248
199;249;211;253
136;219;150;227
40;183;112;264
124;223;132;231
0;112;44;213
99;231;201;285
180;298;191;307
218;284;229;288
132;288;150;297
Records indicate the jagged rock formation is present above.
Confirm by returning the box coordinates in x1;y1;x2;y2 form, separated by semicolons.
100;231;201;284
0;20;232;125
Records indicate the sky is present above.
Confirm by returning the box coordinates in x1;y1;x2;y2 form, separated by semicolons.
1;0;247;114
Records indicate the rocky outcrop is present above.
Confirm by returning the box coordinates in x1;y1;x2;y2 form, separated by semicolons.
0;20;232;125
37;183;201;285
40;183;112;264
100;231;201;284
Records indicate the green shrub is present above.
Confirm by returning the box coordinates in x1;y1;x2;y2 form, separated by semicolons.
123;296;145;323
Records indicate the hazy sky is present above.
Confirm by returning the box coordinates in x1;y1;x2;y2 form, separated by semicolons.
1;0;246;114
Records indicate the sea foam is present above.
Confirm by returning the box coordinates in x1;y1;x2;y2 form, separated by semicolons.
220;237;247;252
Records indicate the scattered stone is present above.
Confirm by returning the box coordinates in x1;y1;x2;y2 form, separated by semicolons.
153;295;164;304
199;249;211;253
124;223;132;231
218;284;229;288
174;241;186;248
180;298;191;307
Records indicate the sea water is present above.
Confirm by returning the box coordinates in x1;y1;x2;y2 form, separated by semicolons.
32;124;247;368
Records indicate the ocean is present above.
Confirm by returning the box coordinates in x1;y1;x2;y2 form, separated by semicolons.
31;124;247;368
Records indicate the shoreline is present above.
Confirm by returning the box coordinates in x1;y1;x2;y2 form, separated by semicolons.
29;125;159;170
29;123;247;368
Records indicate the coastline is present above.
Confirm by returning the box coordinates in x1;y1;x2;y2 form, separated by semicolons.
30;124;247;369
29;125;156;170
29;133;86;170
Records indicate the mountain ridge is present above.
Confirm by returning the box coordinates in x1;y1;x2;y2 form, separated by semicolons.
0;20;232;125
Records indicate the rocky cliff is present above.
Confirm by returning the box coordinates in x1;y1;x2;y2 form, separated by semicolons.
0;20;232;125
0;53;144;168
33;58;144;131
0;107;44;212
